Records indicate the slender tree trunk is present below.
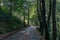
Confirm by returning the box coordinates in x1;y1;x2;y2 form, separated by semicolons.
37;0;43;35
47;0;52;40
39;0;44;35
47;0;52;23
28;7;29;27
47;0;52;32
41;0;50;40
52;0;57;40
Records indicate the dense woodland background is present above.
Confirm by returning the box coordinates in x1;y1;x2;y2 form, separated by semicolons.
0;0;60;40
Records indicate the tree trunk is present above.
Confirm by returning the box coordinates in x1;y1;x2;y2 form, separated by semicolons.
37;0;44;35
52;0;57;40
47;0;52;40
28;7;29;27
41;0;50;40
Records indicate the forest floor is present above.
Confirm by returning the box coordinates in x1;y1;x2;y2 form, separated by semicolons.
0;26;44;40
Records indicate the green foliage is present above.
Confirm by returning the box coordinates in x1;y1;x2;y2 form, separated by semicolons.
0;0;38;34
0;1;60;40
0;8;27;34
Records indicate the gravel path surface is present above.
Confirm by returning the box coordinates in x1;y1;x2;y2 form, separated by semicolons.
2;26;40;40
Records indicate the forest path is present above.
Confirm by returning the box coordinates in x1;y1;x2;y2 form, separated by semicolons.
2;26;41;40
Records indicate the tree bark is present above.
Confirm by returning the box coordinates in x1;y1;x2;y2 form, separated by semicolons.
28;7;29;27
41;0;50;40
37;0;44;35
52;0;57;40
